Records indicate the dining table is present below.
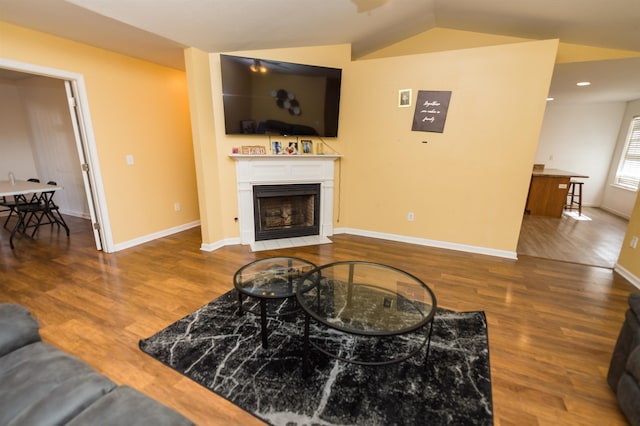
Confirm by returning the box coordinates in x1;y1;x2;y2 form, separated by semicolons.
0;179;62;198
0;179;64;248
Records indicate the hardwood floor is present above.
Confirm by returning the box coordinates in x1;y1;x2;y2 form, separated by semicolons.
1;215;638;425
517;207;629;269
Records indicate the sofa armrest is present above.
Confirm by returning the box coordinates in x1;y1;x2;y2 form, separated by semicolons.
630;293;640;321
627;345;640;383
67;386;194;425
0;304;41;358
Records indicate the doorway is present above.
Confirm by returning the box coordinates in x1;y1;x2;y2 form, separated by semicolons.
0;58;110;251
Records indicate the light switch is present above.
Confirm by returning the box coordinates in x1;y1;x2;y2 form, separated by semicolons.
558;183;567;189
126;154;134;165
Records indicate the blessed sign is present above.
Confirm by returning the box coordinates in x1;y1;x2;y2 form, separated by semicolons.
412;90;452;133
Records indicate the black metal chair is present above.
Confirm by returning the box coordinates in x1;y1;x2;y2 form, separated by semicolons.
8;180;70;249
9;193;42;249
28;181;70;237
2;178;40;230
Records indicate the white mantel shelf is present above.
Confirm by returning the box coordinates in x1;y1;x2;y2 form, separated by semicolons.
231;154;340;248
229;154;341;160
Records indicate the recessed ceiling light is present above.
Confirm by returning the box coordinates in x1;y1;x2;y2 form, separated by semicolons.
576;81;591;86
546;97;555;101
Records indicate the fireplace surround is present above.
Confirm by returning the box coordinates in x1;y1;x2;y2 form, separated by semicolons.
230;154;340;250
253;183;320;241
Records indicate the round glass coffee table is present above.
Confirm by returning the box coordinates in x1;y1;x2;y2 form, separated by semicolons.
233;257;317;348
296;261;437;371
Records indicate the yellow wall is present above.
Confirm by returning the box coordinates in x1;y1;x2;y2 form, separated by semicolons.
184;48;225;245
618;194;640;278
361;27;640;64
340;40;558;252
188;40;557;254
359;28;531;60
193;45;352;245
556;42;640;63
0;21;198;245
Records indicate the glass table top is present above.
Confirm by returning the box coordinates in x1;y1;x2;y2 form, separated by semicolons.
297;261;437;335
234;257;317;299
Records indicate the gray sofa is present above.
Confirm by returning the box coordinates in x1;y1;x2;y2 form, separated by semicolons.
608;292;640;425
0;303;194;425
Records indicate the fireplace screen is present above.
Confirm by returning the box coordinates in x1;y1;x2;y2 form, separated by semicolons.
253;184;321;241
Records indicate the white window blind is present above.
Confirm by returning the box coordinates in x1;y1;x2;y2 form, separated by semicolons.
615;116;640;191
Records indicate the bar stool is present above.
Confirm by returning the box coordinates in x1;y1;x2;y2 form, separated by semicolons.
565;180;584;216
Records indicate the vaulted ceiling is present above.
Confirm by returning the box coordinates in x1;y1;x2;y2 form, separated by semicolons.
2;0;640;103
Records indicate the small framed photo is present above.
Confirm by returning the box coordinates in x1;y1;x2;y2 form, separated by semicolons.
271;140;282;154
301;139;313;154
399;89;412;108
286;141;299;155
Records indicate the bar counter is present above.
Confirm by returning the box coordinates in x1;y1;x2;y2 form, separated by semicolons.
525;168;588;217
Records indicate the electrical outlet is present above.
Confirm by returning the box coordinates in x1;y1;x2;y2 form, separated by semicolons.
407;212;414;221
174;202;181;212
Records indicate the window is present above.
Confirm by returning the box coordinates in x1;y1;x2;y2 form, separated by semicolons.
615;116;640;191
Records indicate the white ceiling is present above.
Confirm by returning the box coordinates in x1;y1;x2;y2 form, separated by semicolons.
2;0;640;104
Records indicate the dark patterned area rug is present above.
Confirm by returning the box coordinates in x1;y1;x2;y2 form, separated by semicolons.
139;290;493;425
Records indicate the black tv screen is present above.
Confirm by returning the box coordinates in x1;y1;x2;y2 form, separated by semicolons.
220;54;342;137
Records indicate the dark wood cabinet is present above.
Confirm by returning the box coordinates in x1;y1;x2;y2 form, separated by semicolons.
525;169;588;218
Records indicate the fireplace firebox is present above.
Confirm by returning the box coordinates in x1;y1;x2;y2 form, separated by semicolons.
253;184;321;241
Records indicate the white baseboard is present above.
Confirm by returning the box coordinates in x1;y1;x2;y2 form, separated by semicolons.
599;206;631;220
201;237;240;252
614;263;640;290
333;227;518;260
113;220;201;252
201;228;518;259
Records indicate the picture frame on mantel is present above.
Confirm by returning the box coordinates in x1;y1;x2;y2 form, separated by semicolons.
286;141;299;155
271;140;282;154
301;139;313;154
240;145;266;155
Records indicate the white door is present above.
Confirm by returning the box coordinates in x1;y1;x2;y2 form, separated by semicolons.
64;80;104;250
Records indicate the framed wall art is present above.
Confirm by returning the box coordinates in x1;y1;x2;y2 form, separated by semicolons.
412;90;452;133
399;89;412;108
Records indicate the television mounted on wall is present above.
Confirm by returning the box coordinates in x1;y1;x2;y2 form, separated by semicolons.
220;54;342;137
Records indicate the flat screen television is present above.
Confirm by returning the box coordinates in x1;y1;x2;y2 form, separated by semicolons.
220;54;342;137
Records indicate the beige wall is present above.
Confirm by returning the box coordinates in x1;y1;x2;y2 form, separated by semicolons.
187;44;352;248
0;21;198;245
618;194;640;279
361;27;640;64
188;40;557;255
340;40;558;253
184;48;224;246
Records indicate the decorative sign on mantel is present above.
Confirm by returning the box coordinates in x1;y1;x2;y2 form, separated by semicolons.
411;90;452;133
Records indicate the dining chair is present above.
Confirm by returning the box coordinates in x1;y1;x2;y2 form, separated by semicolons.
2;178;40;229
9;192;43;249
28;181;70;237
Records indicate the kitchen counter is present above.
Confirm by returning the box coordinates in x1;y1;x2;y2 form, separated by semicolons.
525;169;589;217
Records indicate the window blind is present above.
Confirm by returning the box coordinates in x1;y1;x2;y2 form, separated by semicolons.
616;116;640;191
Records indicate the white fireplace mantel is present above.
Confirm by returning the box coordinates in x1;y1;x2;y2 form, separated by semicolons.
230;154;341;246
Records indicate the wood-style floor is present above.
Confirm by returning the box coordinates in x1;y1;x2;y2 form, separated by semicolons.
1;215;638;425
518;207;629;269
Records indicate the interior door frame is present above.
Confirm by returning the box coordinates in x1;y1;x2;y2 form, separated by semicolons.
0;58;113;252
